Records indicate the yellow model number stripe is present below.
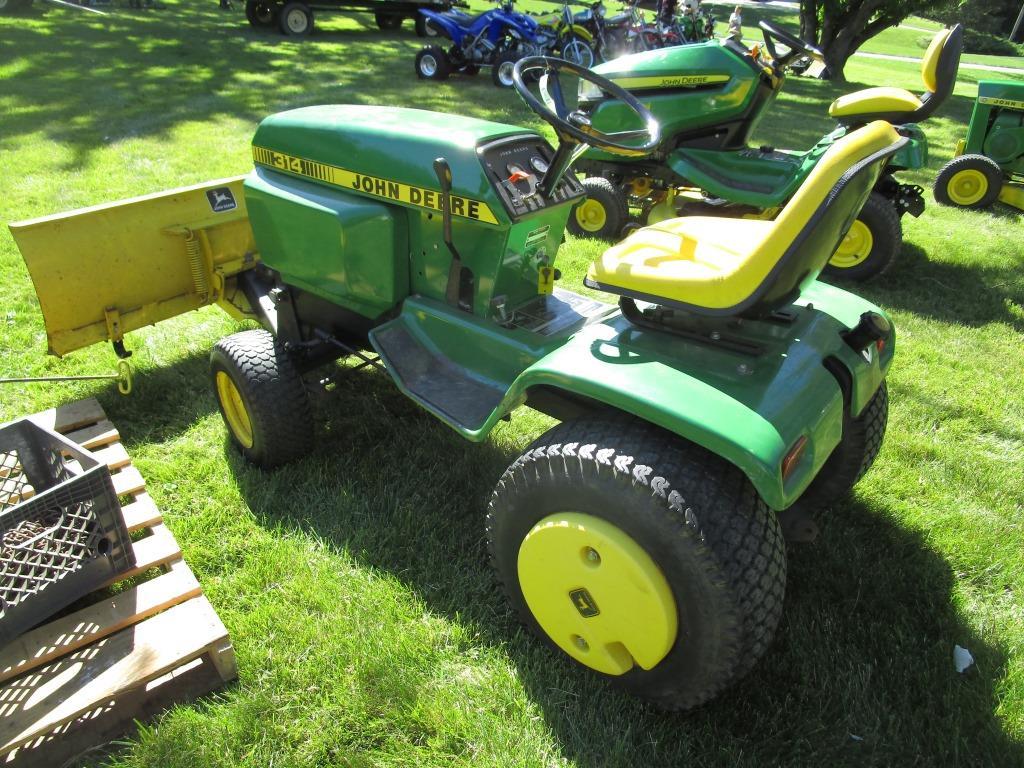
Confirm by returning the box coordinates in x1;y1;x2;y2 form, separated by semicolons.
252;146;499;225
979;96;1024;111
612;74;730;90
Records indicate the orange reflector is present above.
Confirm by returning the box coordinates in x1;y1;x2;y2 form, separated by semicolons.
781;435;808;480
876;338;886;353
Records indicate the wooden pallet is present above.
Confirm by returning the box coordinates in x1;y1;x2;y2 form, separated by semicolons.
0;398;237;766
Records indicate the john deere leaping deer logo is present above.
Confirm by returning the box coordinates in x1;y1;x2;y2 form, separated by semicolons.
569;588;600;618
206;187;237;213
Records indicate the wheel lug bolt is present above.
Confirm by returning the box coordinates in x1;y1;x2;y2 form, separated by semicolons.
574;635;589;651
585;547;601;564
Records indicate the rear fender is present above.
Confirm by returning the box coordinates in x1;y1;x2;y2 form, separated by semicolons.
419;10;462;42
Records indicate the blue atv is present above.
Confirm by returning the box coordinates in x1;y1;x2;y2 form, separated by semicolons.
416;0;542;87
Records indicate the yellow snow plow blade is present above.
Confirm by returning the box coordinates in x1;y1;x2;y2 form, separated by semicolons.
9;177;258;357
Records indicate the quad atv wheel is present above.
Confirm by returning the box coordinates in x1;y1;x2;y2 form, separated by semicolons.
567;177;628;240
458;64;480;76
210;329;314;469
934;154;1003;209
783;380;888;518
823;191;901;281
487;417;786;710
415;14;437;36
278;1;313;35
374;12;402;30
559;34;596;69
415;45;452;80
245;0;278;27
491;50;519;88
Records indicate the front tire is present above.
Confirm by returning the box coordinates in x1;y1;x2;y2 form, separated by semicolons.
210;329;314;468
823;191;901;281
414;45;451;80
934;154;1003;209
487;417;786;710
567;177;628;240
491;50;519;88
278;1;313;36
559;34;595;68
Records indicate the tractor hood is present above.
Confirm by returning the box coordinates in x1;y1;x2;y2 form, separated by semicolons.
250;105;533;222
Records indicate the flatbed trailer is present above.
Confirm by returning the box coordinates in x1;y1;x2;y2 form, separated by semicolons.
246;0;465;36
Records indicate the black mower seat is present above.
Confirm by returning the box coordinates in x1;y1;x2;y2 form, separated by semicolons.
828;25;962;126
584;121;905;317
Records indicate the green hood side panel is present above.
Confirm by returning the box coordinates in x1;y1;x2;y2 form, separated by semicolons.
891;123;928;170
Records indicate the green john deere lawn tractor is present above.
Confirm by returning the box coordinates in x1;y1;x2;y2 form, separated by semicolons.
934;79;1024;211
568;21;962;282
11;58;899;710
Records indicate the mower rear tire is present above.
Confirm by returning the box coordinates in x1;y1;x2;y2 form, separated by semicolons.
245;0;278;27
934;154;1003;209
785;380;888;518
487;417;786;710
491;50;519;88
278;1;313;35
210;329;314;469
415;46;452;80
823;191;900;281
567;177;628;240
374;11;402;30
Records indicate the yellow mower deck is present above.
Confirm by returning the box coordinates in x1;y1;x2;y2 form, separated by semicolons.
9;177;258;357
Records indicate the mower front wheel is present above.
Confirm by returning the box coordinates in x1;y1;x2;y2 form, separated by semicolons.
415;45;452;80
783;380;888;518
934;154;1003;209
567;177;628;240
278;1;313;35
210;329;314;469
823;191;901;281
487;417;786;710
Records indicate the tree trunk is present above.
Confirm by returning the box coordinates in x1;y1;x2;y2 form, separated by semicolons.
799;0;819;44
822;35;854;83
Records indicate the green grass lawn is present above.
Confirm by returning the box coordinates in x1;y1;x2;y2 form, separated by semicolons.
1;2;1023;766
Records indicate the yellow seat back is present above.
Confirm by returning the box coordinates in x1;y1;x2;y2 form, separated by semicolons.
921;27;952;94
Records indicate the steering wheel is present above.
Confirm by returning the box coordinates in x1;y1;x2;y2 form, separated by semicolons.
758;20;825;65
512;56;660;197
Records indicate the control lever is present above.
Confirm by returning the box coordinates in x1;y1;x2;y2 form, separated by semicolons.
433;157;472;311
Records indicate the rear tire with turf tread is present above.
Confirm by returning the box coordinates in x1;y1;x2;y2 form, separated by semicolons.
415;45;451;80
784;380;888;517
934;154;1003;209
567;177;628;240
210;329;314;469
822;191;901;281
486;416;786;710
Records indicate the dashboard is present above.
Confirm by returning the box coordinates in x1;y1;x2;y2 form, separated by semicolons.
478;135;585;220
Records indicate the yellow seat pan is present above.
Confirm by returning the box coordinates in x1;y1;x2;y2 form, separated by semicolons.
589;217;775;310
829;86;923;118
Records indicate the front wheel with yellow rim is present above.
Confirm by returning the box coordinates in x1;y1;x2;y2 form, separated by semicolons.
822;192;901;282
486;417;786;710
934;154;1003;210
566;177;628;240
210;329;314;469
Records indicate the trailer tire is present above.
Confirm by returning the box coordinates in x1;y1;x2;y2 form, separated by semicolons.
487;416;786;710
934;154;1003;209
785;380;888;518
823;192;900;281
210;329;314;469
415;45;451;80
567;177;628;240
278;1;313;36
245;0;278;27
375;12;402;30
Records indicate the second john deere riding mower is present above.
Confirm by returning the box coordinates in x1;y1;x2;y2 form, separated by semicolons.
11;58;901;710
568;21;963;281
934;79;1024;211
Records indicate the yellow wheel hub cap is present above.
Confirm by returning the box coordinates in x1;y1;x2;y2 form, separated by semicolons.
517;513;677;675
830;218;874;269
948;169;989;206
215;371;254;449
574;199;608;232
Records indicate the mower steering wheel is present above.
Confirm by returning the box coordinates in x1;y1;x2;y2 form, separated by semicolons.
513;56;659;155
758;20;825;65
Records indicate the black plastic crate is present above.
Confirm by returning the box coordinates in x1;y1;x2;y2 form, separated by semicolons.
0;418;135;647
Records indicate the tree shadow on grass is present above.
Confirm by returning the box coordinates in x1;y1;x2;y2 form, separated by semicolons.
223;366;1022;767
826;242;1024;334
